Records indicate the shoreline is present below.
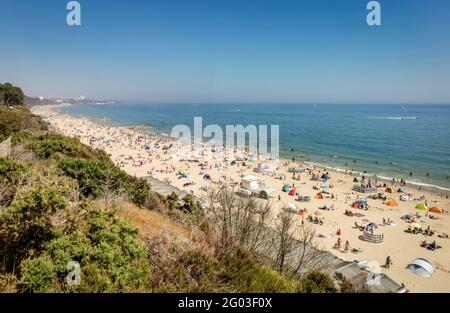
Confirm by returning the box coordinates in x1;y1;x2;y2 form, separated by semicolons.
31;104;450;293
55;103;450;196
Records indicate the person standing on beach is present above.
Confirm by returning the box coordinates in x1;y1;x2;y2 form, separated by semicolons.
385;256;393;269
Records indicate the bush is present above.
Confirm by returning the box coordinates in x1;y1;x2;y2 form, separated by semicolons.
127;177;150;207
0;107;47;141
0;187;66;271
20;256;57;293
58;158;149;206
165;192;180;211
17;133;107;160
0;157;29;206
218;246;298;293
298;271;337;293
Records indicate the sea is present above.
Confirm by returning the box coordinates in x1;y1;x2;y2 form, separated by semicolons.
60;103;450;193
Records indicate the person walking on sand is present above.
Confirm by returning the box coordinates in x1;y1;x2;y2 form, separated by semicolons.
336;237;342;250
385;256;393;269
344;240;350;252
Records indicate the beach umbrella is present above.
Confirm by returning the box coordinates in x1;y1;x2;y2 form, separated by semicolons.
282;184;291;192
288;188;296;196
386;200;398;207
315;192;324;199
288;203;297;211
409;222;422;229
367;222;378;228
415;203;428;211
429;206;444;214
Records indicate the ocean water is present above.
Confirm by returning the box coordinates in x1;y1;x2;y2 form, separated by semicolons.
60;103;450;192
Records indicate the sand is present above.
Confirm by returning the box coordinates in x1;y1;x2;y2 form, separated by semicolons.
32;104;450;293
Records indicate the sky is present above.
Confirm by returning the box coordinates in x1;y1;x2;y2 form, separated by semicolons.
1;0;450;104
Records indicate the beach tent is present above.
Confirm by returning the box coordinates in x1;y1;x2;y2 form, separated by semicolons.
415;203;428;211
429;206;444;214
367;222;378;228
145;144;151;151
356;199;367;205
315;192;324;199
298;209;308;217
397;187;405;193
385;187;395;194
288;188;296;196
386;200;398;207
282;184;291;192
406;258;434;278
259;188;274;200
241;175;260;191
203;174;211;180
352;199;367;209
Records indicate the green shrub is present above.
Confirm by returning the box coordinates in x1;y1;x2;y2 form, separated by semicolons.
0;106;47;141
127;177;150;206
0;157;29;205
0;187;65;271
20;256;57;293
20;133;107;160
298;271;337;293
165;191;180;211
218;246;298;292
58;158;149;205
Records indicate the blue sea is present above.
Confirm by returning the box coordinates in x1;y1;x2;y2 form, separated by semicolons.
60;103;450;192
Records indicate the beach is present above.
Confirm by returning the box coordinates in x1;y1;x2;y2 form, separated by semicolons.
32;104;450;293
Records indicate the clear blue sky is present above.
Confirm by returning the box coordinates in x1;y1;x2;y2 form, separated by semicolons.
1;0;450;104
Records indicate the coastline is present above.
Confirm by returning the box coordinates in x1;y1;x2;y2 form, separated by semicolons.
55;103;450;196
31;104;450;293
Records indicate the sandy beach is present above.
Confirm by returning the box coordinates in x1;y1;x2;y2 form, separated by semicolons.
32;104;450;293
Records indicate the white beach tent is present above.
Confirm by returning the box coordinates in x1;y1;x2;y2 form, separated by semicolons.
241;175;260;191
406;258;434;278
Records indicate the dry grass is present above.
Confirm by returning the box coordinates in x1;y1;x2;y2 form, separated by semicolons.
117;202;190;241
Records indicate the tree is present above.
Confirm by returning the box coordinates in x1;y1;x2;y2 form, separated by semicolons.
205;185;272;254
272;211;298;273
0;83;25;106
